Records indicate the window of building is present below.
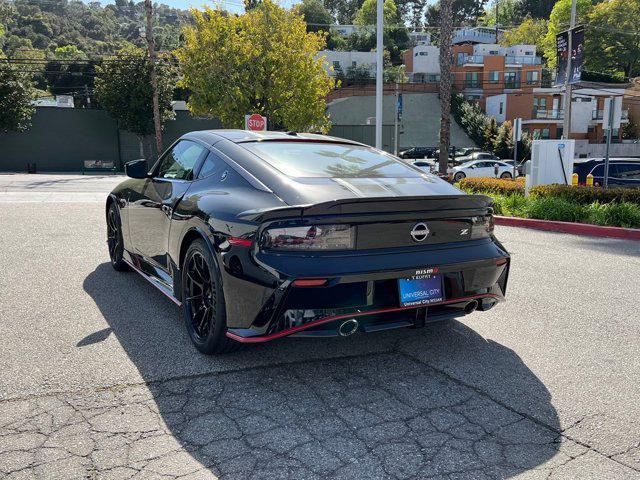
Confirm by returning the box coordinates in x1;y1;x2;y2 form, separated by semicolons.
533;97;547;113
488;71;499;83
332;61;340;70
499;102;504;114
489;50;499;55
541;128;550;139
352;61;357;67
465;71;479;88
504;71;520;88
419;52;429;56
526;71;539;84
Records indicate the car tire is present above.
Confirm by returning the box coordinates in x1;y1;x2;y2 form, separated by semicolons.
107;202;129;272
500;172;512;179
453;172;466;182
181;239;242;355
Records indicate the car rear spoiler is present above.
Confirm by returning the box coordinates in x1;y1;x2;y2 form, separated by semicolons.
237;195;493;223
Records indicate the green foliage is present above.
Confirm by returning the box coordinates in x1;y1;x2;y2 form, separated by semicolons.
296;0;334;33
483;0;523;27
176;1;334;132
622;118;638;140
586;0;640;78
529;184;640;206
492;120;513;159
482;117;498;151
501;17;547;57
424;0;488;26
524;196;586;222
354;0;399;25
583;201;640;228
94;47;175;138
0;59;36;133
1;0;191;57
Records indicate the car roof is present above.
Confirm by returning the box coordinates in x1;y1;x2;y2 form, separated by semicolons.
181;129;367;147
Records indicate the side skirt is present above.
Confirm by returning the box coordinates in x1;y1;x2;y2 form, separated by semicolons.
123;256;182;307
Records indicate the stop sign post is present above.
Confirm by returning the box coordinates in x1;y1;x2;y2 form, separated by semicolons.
245;114;267;131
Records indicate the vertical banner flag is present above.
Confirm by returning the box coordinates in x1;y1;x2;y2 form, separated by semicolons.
555;25;584;86
397;93;403;121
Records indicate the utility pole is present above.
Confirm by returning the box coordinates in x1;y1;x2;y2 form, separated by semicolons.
438;0;453;175
144;0;163;156
375;0;383;149
494;0;499;43
561;0;577;140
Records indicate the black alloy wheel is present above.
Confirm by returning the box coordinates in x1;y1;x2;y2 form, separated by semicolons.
107;203;128;271
182;239;241;354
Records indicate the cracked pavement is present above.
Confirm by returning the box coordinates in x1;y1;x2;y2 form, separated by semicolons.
0;174;639;479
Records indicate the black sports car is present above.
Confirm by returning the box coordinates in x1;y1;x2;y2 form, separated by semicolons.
107;130;509;354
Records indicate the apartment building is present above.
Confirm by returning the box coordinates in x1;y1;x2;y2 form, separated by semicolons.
485;87;629;141
453;26;506;45
451;44;542;101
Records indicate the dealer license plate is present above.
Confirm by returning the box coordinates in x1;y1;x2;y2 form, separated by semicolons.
398;274;444;307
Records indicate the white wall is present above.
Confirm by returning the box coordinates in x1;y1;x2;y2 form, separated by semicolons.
473;44;505;56
486;94;507;123
506;45;537;57
411;45;440;74
318;50;377;76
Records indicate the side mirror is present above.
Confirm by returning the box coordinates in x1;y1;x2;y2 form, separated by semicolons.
125;159;149;179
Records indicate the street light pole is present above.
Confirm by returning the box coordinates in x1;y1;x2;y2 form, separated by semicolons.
375;0;383;149
561;0;577;140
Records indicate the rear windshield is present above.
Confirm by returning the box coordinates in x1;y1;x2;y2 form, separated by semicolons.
243;142;422;178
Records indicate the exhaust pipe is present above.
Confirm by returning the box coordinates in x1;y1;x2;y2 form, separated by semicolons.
464;300;479;314
338;318;359;337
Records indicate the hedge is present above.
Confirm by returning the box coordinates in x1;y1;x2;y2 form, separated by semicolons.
529;185;640;206
457;177;525;196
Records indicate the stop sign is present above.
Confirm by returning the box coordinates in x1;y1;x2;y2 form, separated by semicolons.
245;114;267;131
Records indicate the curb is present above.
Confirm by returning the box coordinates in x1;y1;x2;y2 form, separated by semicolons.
494;216;640;241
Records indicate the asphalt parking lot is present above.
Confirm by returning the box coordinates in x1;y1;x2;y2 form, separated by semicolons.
0;173;639;479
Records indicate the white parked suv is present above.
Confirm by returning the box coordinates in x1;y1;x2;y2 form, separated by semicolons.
450;160;514;182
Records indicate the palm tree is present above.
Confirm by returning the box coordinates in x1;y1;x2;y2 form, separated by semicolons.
438;0;453;175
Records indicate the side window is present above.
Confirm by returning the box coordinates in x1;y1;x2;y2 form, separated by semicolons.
156;140;207;180
197;151;226;180
590;165;604;176
613;164;640;179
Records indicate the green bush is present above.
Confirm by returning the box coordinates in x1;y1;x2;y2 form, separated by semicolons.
583;201;640;228
524;196;586;223
529;184;640;206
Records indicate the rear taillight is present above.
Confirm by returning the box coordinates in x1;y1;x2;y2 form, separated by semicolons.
470;215;494;239
262;224;355;251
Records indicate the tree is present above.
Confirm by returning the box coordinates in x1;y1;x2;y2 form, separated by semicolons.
482;0;524;27
296;0;334;33
501;17;547;57
587;0;640;78
482;117;498;151
425;0;487;27
0;59;35;133
438;0;453;175
542;0;594;70
516;0;556;19
354;0;398;25
95;47;175;160
176;1;335;132
492;120;513;159
323;0;364;24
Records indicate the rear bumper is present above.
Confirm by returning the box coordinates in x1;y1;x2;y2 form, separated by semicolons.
221;237;510;342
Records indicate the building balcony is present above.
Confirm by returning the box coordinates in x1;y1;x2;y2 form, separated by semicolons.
457;54;484;65
592;109;629;120
505;56;542;66
533;109;564;120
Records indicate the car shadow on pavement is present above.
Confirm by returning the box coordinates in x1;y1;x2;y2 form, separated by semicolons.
81;262;565;479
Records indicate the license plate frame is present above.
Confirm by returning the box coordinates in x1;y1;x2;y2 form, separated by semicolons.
398;274;444;307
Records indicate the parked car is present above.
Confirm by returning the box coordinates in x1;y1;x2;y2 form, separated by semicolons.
500;160;526;177
453;152;500;165
433;147;466;159
107;130;509;354
457;147;483;157
450;160;515;182
412;160;435;172
398;146;437;159
573;158;640;187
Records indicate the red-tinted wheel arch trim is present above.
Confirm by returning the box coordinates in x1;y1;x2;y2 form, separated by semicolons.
226;293;504;343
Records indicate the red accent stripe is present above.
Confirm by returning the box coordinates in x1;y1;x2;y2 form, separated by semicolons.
293;278;328;287
123;259;182;307
225;293;503;343
495;216;640;241
228;237;253;247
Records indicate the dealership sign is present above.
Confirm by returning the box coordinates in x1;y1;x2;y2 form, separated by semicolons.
245;114;267;131
555;25;584;86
